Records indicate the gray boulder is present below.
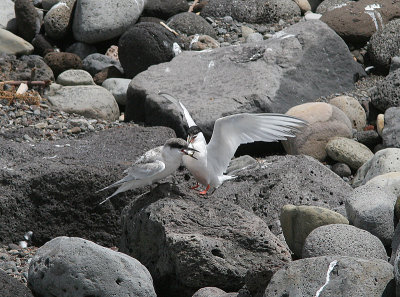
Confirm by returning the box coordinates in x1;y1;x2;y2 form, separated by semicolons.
192;287;236;297
46;85;120;120
167;12;217;39
65;42;97;60
390;222;400;264
345;183;397;246
125;20;365;139
0;28;34;55
264;256;395;297
14;0;40;42
0;125;175;246
144;0;188;19
315;0;352;14
371;68;400;112
120;188;292;297
201;0;300;23
353;148;400;186
102;78;131;105
383;107;400;148
82;53;123;76
28;236;156;297
368;19;400;71
73;0;145;44
302;224;388;260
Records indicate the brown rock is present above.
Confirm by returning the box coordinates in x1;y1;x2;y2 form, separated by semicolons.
283;102;353;161
320;0;400;46
44;52;83;77
93;66;124;85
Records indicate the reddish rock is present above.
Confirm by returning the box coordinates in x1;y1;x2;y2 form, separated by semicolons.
320;0;400;46
44;52;83;77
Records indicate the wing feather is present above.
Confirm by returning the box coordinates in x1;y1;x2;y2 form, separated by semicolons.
207;113;307;176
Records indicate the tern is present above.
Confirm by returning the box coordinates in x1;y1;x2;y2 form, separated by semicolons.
98;138;198;204
159;93;308;195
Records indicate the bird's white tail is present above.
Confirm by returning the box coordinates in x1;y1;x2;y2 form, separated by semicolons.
218;175;236;186
98;180;141;205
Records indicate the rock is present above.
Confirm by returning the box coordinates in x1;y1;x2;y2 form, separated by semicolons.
283;102;353;161
46;85;119;120
0;269;34;297
192;287;235;297
144;0;188;19
372;69;400;112
241;26;255;39
316;0;352;14
31;34;54;56
167;12;217;39
264;256;395;297
390;56;400;72
331;162;352;177
304;11;322;20
41;0;60;10
120;190;292;297
125;21;365;138
102;78;131;105
391;223;400;264
329;95;366;131
392;250;400;296
366;172;400;201
377;113;385;135
325;137;374;170
73;0;145;44
93;66;124;85
280;204;349;257
119;22;178;78
0;125;175;246
105;45;119;61
82;53;123;76
346;183;397;246
320;0;400;46
382;107;400;148
0;0;16;32
302;224;387;260
294;0;322;11
44;51;82;77
44;0;75;40
56;69;94;86
0;28;34;55
28;236;156;297
368;18;400;71
14;0;40;42
201;0;301;23
65;42;97;60
246;33;263;43
353;148;400;186
0;54;54;81
354;129;381;149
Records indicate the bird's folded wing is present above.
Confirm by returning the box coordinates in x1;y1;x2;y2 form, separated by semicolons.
207;113;307;177
123;160;166;181
158;92;197;127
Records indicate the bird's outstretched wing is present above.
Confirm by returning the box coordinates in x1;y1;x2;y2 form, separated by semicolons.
158;92;197;127
207;113;308;177
98;160;165;192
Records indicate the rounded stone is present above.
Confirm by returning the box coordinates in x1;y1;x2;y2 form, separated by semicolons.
82;53;123;76
316;0;352;14
118;22;177;78
56;69;94;86
280;204;349;257
377;114;385;136
329;95;366;131
143;0;189;19
167;12;217;39
14;0;40;42
283;102;353;161
302;224;388;260
28;236;156;297
326;137;374;170
0;28;34;55
382;107;400;148
65;42;97;60
246;33;264;43
44;0;75;40
44;52;83;77
371;68;400;112
331;162;352;177
102;78;131;105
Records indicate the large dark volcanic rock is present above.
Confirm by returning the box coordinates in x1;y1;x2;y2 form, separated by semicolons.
0;126;175;246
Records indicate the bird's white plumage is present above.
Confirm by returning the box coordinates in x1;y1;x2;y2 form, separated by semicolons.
159;92;308;190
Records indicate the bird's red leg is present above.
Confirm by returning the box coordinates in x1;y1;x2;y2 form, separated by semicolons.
190;183;200;190
199;185;210;195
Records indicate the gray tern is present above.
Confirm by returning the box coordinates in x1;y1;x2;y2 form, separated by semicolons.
159;92;308;194
98;138;198;204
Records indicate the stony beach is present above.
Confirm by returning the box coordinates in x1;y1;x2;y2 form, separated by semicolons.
1;0;400;296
